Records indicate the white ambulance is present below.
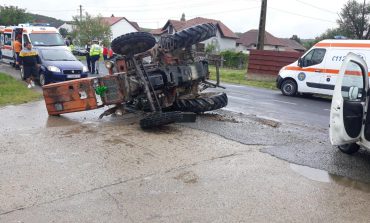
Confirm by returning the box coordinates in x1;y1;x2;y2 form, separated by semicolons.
276;39;370;96
0;24;66;65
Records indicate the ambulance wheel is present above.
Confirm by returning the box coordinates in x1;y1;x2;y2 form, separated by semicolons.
281;79;297;96
338;143;360;154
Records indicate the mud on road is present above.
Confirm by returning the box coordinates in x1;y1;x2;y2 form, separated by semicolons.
1;101;370;222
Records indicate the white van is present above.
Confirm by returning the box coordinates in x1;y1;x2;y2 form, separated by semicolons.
0;24;66;65
330;52;370;154
277;39;370;96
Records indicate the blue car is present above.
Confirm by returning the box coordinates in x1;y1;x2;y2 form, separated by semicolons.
21;46;89;86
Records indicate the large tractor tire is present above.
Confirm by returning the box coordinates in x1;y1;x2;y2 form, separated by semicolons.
159;23;217;50
173;92;228;113
111;32;156;56
140;111;182;129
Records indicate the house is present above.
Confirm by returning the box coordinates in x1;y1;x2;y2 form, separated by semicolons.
151;16;239;52
236;29;305;53
101;15;139;40
279;38;306;52
58;22;74;33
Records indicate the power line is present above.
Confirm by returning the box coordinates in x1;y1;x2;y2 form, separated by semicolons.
85;0;252;11
269;6;337;23
294;0;338;14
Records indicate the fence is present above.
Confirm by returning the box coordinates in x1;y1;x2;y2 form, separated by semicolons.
247;50;304;80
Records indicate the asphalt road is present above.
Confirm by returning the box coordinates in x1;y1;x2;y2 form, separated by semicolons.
1;62;370;221
215;82;331;129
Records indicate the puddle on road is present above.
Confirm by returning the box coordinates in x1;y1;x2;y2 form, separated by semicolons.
290;164;370;193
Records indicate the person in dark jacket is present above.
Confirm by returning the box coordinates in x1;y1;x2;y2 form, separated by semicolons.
19;42;41;88
85;42;92;73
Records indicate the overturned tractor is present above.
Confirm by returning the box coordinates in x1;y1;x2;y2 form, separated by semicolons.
42;23;228;129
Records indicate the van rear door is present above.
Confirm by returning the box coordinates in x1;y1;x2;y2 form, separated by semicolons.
330;52;368;146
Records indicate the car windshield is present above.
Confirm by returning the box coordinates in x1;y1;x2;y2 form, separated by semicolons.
40;49;77;61
29;33;65;46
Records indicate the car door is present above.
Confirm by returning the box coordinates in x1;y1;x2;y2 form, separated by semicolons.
330;52;369;146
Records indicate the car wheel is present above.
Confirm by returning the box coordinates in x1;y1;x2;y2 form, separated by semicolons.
338;143;360;154
281;79;297;96
39;73;46;86
20;66;25;80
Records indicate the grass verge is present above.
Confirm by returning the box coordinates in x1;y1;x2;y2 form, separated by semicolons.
209;66;277;90
0;72;42;106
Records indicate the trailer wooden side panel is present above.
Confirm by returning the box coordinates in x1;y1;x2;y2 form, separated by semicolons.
42;78;99;115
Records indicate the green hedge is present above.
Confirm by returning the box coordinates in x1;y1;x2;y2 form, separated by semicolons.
220;51;248;69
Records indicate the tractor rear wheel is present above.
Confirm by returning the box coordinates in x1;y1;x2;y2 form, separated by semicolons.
173;92;228;113
159;23;217;50
111;32;156;56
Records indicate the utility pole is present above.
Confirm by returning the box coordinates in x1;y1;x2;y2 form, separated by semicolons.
257;0;267;50
79;5;83;21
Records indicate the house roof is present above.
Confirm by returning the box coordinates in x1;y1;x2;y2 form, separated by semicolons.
129;21;140;31
151;17;238;39
236;29;286;47
101;17;139;31
280;38;306;51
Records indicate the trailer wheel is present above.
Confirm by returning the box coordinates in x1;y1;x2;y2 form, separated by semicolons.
159;23;217;50
140;111;182;129
111;32;156;56
173;92;228;113
281;79;297;96
338;143;360;154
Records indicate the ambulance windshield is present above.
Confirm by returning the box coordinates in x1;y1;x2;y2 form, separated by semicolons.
29;33;65;46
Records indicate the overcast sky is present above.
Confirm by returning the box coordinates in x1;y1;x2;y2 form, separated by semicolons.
3;0;351;39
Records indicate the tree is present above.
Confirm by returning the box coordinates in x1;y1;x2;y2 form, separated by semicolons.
337;0;370;39
59;28;69;38
71;12;112;46
0;5;31;25
290;35;301;44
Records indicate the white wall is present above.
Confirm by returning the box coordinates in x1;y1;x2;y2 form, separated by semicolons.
111;20;138;40
236;44;286;52
58;23;73;33
201;29;236;51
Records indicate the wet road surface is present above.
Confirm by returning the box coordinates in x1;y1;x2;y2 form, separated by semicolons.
1;101;370;222
1;62;370;221
215;82;331;129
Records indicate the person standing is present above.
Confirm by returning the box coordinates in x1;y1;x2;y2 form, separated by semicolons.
102;45;108;61
19;42;41;88
89;39;102;74
13;38;22;70
85;42;92;73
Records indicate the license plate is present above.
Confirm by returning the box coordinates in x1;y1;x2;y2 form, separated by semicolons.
67;74;80;78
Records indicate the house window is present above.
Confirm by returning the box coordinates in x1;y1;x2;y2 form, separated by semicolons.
168;25;173;34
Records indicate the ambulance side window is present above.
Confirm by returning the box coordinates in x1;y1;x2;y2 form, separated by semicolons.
302;48;326;67
23;34;30;46
4;33;11;46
